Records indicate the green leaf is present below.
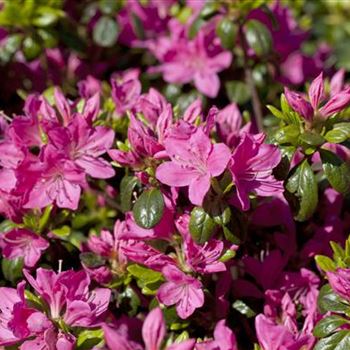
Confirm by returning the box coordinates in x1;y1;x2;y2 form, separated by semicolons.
51;225;71;238
286;160;318;221
120;176;138;213
321;150;350;195
325;123;350;144
133;188;164;229
2;258;23;283
127;264;162;285
0;220;17;233
244;19;272;56
22;36;42;61
274;124;300;144
93;16;119;47
232;300;256;318
314;330;350;350
299;131;325;146
80;252;106;268
76;329;104;350
315;255;336;272
313;315;349;338
32;6;64;27
225;81;250;105
216;18;237;50
219;248;237;262
189;207;217;243
318;284;349;314
266;104;285;121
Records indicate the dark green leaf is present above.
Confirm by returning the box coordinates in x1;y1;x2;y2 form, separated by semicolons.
80;252;106;268
314;330;350;350
93;16;119;47
216;18;237;50
133;188;164;229
2;258;23;283
286;160;318;221
321;150;350;195
120;175;138;213
314;315;349;338
245;19;272;56
318;284;349;314
225;81;250;105
189;207;217;243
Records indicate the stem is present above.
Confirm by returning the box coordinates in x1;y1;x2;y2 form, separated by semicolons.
239;27;264;132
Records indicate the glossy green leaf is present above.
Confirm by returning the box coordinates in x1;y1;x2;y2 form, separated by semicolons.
133;188;164;229
76;329;104;350
216;18;237;50
286;160;318;221
299;131;325;146
318;284;349;314
313;315;349;338
245;19;272;56
120;175;138;213
314;330;350;350
189;207;217;243
321;150;350;195
93;16;119;47
225;81;250;105
232;300;256;318
325;123;350;144
2;257;23;283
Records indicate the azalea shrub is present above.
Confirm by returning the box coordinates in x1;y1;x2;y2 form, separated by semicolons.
1;1;350;350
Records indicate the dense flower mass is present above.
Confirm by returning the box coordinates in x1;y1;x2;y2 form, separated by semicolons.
0;1;350;349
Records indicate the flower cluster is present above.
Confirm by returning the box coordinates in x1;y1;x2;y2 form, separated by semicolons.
0;1;349;350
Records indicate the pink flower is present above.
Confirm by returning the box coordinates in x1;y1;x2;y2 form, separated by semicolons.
148;21;232;98
48;115;115;179
176;215;226;274
0;228;49;268
285;72;350;121
157;265;204;319
111;69;141;115
255;314;315;350
156;122;231;206
229;134;283;211
78;75;102;99
327;268;350;301
103;307;196;350
23;145;86;210
195;320;238;350
216;103;253;148
23;268;111;327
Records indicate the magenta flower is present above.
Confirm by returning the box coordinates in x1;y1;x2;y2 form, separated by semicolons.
229;134;283;211
196;320;238;350
216;103;253;148
0;228;49;268
156;122;231;206
111;69;141;115
23;145;86;210
285;72;350;121
157;265;204;319
103;307;195;350
23;268;111;327
327;268;350;301
48;115;115;179
148;21;232;98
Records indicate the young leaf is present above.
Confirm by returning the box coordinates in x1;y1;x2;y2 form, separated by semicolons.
315;255;336;272
325;123;350;144
133;188;164;229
